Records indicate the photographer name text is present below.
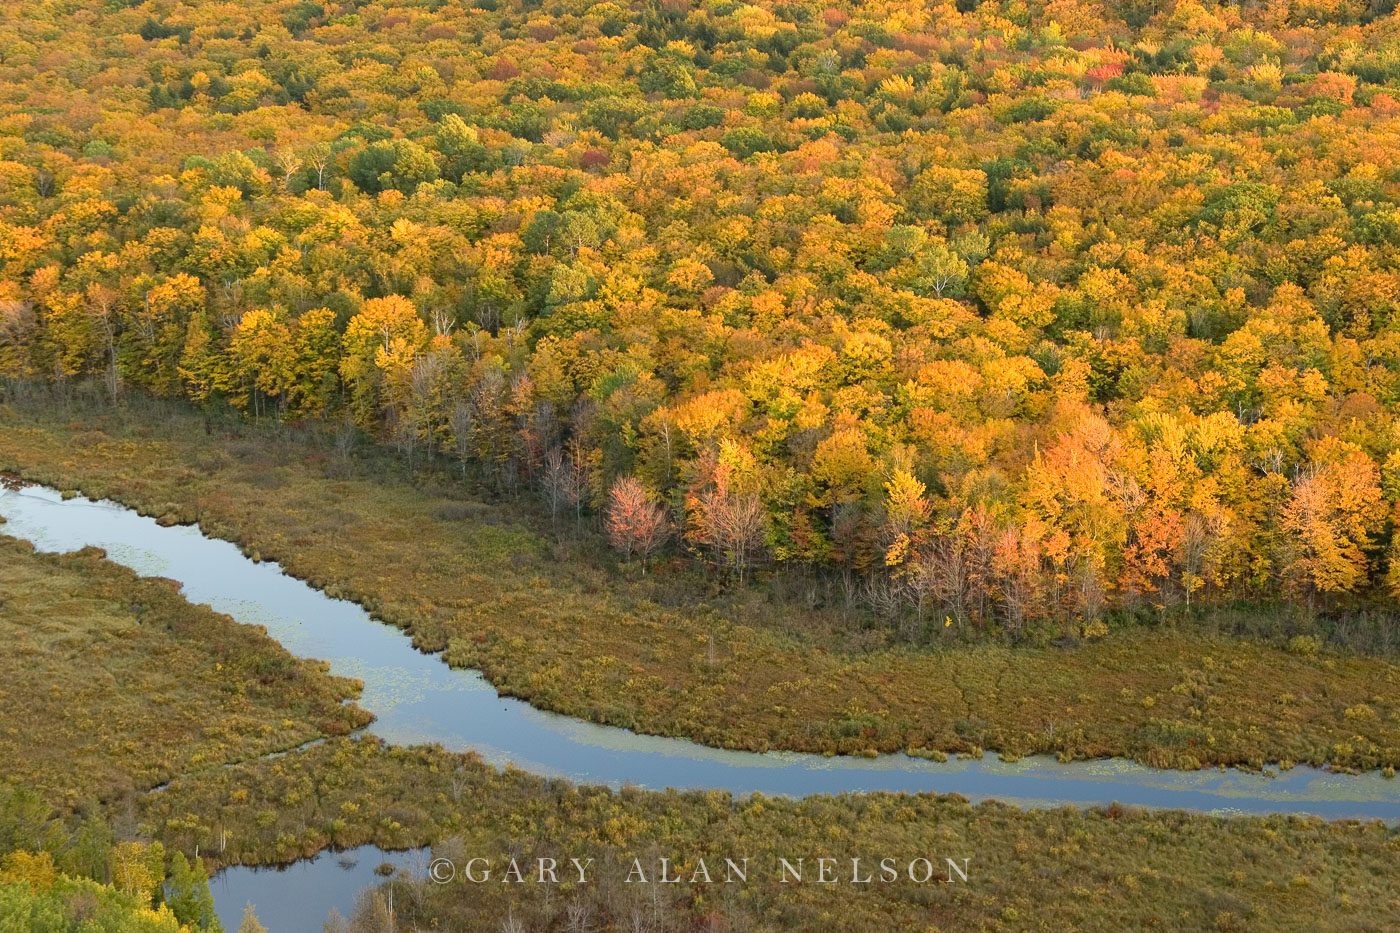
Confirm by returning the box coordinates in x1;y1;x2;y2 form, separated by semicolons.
427;855;971;886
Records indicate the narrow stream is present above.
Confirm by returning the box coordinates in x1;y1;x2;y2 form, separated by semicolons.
4;483;1400;928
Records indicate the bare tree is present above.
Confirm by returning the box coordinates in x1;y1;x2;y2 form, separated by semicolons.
992;525;1041;637
348;890;395;933
327;419;358;478
430;307;455;337
388;406;419;471
541;447;570;532
691;477;768;584
564;898;594;933
1179;510;1214;609
565;438;592;528
908;531;968;625
449;763;471;803
450;401;474;477
960;503;998;625
1075;559;1105;630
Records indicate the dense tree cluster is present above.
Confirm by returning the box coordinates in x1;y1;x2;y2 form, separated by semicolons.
0;783;221;933
4;0;1400;631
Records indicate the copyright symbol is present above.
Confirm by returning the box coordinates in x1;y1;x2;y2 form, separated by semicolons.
428;857;455;883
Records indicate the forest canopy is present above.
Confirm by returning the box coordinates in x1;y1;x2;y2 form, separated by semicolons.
4;0;1400;633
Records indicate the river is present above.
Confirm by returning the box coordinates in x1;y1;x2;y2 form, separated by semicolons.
3;483;1398;929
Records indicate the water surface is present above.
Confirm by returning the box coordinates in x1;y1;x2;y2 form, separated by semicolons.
210;844;428;933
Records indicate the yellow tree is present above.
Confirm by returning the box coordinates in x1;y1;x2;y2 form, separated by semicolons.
111;840;163;905
228;309;294;417
1281;450;1385;603
289;307;341;418
177;313;221;403
882;467;930;567
340;295;427;428
906;165;989;227
121;273;205;395
1022;409;1132;620
39;288;98;379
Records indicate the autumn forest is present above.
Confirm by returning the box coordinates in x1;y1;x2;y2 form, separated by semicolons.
4;0;1400;929
4;0;1400;635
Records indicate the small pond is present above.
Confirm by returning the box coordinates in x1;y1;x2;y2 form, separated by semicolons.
211;844;428;933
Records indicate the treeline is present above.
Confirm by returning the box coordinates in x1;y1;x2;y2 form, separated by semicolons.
3;0;1400;632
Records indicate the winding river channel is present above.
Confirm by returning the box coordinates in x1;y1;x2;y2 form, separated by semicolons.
4;482;1400;928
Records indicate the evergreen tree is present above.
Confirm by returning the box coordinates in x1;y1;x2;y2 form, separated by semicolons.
166;851;221;932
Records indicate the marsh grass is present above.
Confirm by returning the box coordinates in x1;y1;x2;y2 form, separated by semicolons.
0;426;1396;930
144;738;1400;932
0;536;370;809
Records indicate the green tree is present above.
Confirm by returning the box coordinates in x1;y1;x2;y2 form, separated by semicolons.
436;114;493;181
164;852;220;932
349;139;439;194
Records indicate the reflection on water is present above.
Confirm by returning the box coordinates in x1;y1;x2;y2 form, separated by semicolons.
210;844;428;933
3;484;1400;821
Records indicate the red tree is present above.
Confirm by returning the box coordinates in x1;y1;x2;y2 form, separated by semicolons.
606;476;669;571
